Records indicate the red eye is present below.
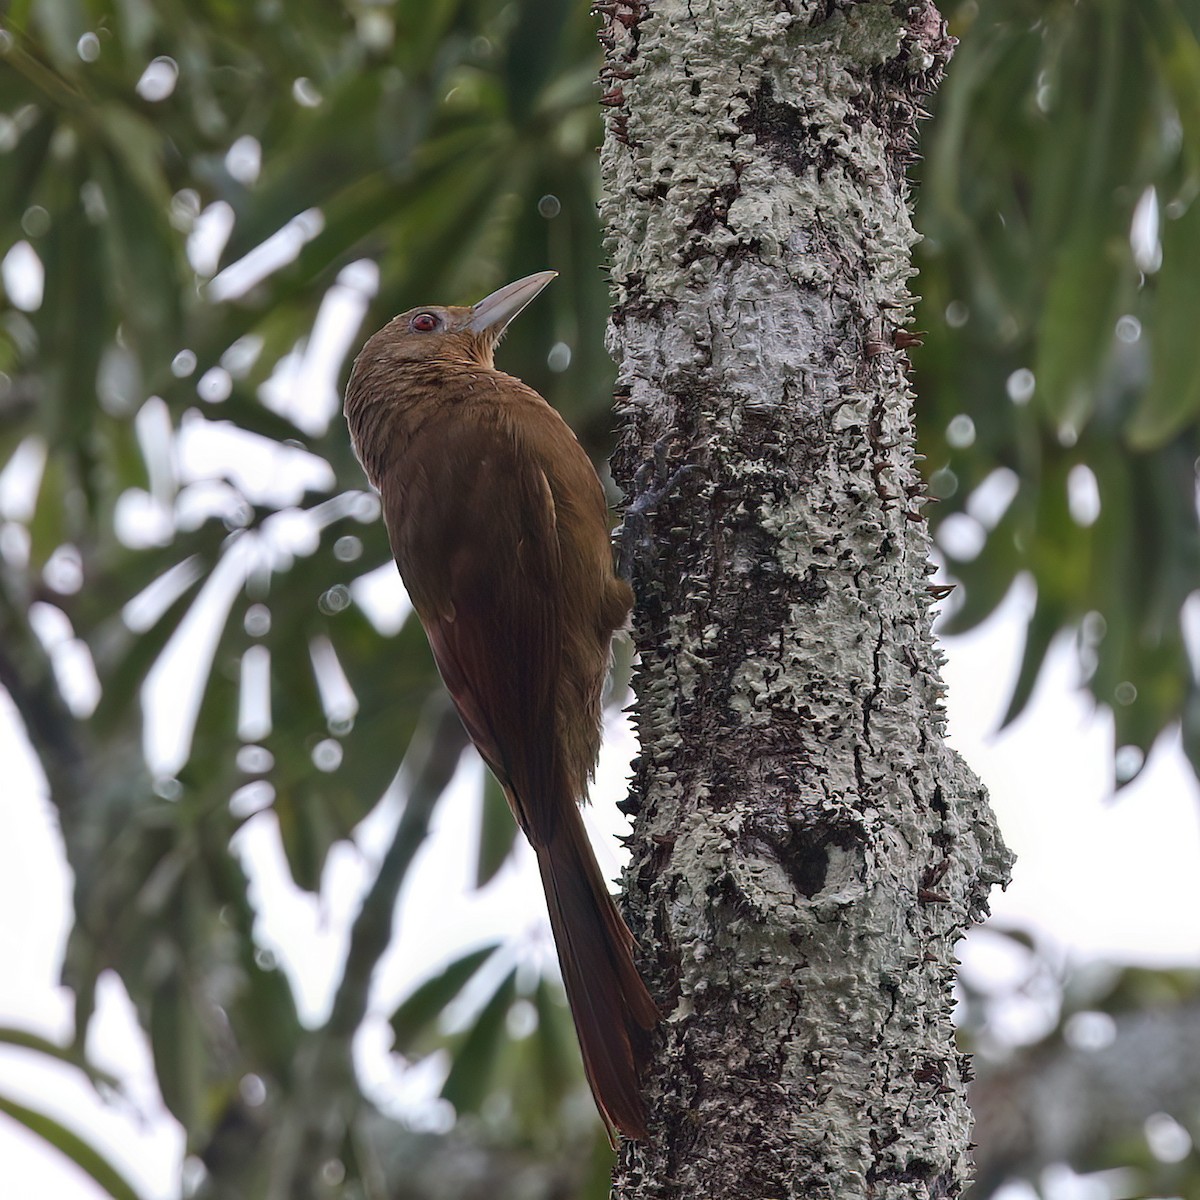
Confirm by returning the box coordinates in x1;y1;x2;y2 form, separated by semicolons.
410;312;439;333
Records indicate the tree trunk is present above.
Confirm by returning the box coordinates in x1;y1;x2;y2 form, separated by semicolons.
598;2;1013;1196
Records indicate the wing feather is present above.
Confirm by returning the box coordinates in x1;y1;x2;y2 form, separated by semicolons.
382;413;565;844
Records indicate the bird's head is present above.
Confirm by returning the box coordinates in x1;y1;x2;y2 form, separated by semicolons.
359;270;557;370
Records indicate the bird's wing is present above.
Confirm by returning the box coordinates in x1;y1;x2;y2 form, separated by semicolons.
383;414;566;845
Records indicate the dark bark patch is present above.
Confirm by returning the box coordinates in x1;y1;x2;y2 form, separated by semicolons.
929;781;948;817
795;565;829;605
743;809;866;900
782;825;864;899
709;870;762;924
679;184;766;268
688;182;740;236
866;1154;960;1198
787;839;830;898
738;79;843;179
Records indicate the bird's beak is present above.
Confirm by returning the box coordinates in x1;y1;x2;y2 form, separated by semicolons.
468;271;557;338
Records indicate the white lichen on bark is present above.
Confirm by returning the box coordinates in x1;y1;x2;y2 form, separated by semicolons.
599;1;1012;1197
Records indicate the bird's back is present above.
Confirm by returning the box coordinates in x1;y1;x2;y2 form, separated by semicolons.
347;360;631;824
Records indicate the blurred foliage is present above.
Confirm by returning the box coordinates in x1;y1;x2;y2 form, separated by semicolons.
0;1027;141;1200
2;0;1200;1196
960;927;1200;1199
0;0;615;1194
916;0;1200;782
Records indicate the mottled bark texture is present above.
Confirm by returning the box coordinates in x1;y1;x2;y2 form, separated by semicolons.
597;2;1013;1196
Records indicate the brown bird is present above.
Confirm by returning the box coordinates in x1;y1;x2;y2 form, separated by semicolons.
343;271;657;1142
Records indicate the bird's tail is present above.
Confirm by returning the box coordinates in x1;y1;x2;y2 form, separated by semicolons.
535;805;658;1144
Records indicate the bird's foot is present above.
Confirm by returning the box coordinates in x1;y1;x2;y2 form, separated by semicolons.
613;436;699;583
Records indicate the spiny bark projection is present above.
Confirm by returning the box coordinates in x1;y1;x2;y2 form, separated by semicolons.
598;2;1013;1197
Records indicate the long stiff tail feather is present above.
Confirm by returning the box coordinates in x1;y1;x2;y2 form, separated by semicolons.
535;807;658;1144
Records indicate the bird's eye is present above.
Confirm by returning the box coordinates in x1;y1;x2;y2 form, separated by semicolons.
410;312;440;333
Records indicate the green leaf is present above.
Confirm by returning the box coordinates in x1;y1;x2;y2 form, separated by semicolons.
88;555;210;735
1126;193;1200;448
0;1027;120;1092
0;1093;147;1200
26;450;71;567
34;160;111;515
217;75;394;265
916;0;1200;772
1033;221;1122;431
440;966;519;1115
392;0;476;85
0;109;56;236
531;976;577;1104
88;143;183;364
148;974;207;1133
93;105;175;216
938;503;1025;636
265;606;440;887
1083;449;1133;706
274;788;338;893
475;768;518;887
371;138;517;317
217;391;316;449
504;0;571;121
1141;0;1200;173
1000;594;1062;729
582;1123;619;1198
231;954;305;1087
29;0;88;70
389;943;502;1055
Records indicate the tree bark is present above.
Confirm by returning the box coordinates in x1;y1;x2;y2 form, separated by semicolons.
598;2;1013;1196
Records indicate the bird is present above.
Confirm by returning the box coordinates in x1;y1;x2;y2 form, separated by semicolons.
343;271;658;1143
